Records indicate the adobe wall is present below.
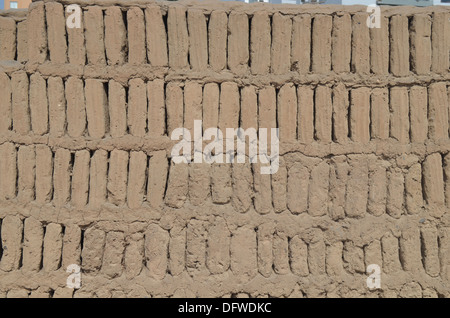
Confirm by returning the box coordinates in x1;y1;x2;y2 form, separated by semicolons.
0;0;449;298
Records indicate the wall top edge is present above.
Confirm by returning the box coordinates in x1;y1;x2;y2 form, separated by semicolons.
29;0;450;15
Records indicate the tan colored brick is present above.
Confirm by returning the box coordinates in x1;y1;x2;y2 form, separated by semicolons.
85;79;108;139
29;73;49;135
166;82;184;136
343;241;365;274
65;77;86;137
211;164;232;204
345;155;368;218
108;80;127;138
71;150;90;208
272;163;287;213
309;161;329;217
17;20;28;62
107;149;129;206
231;227;257;281
219;82;240;132
297;86;314;143
250;11;270;75
147;79;166;137
189;163;210;206
240;85;257;132
186;219;207;275
169;225;186;276
65;4;86;65
128;78;147;137
423;153;445;218
291;15;311;73
207;218;230;274
351;13;370;74
371;88;389;140
62;224;81;268
431;12;450;74
253;163;272;214
350;87;370;143
428;82;449;141
400;226;422;273
208;10;227;72
81;228;106;272
203;83;220;132
390;15;410;76
22;217;43;272
287;162;308;215
84;6;106;65
271;13;292;75
387;169;404;218
188;10;208;71
307;230;325;275
11;71;30;135
410;14;432;75
277;83;297;142
312;15;332;73
409;86;428;143
273;231;289;275
315;86;332;142
165;161;188;209
104;6;127;65
390;87;409;143
124;233;144;279
332;83;348;143
364;240;382;269
168;6;188;69
53;148;71;207
0;17;16;60
48;77;66;137
89;150;108;209
0;143;17;200
329;156;348;221
146;6;168;67
0;72;12;133
43;223;63;271
0;215;22;271
184;82;203;135
405;163;423;215
127;7;146;65
232;162;253;213
147;151;168;209
228;12;249;73
421;226;440;277
46;2;67;63
102;231;125;278
127;151;147;209
327;241;344;277
35;145;53;204
17;146;35;202
332;14;351;73
145;224;169;279
370;16;389;75
290;235;309;276
27;2;47;65
381;233;401;274
368;159;387;217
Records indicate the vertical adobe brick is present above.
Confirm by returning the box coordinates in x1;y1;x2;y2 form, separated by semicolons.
253;163;272;214
329;156;348;221
211;164;232;204
410;14;431;75
298;86;314;143
81;228;106;272
208;10;227;72
184;82;203;135
364;240;382;269
145;225;169;279
166;82;183;136
17;146;35;202
48;77;66;137
350;87;370;143
258;86;276;133
381;233;401;274
53;148;71;207
219;82;240;132
271;13;292;75
428;82;449;141
104;7;127;65
84;6;106;65
390;15;410;76
423;153;445;218
431;12;450;74
370;16;389;75
46;2;67;64
311;15;332;73
127;151;147;209
386;169;404;219
400;226;422;273
370;88;389;140
309;161;329;217
188;10;208;71
331;14;351;73
17;20;28;62
332;83;348;143
272;162;287;213
85;79;108;139
0;143;17;200
165;161;188;209
107;149;129;206
65;77;86;137
287;162;309;215
257;223;273;277
203;83;220;132
445;154;450;209
307;230;325;275
250;11;271;75
326;242;344;277
240;85;257;133
231;227;257;281
390;87;410;143
439;228;450;281
0;216;22;271
231;163;253;213
65;4;86;65
277;83;297;142
351;13;370;74
11;71;30;135
421;226;440;277
62;224;81;268
29;73;49;135
228;12;249;73
102;231;125;278
42;223;63;271
405;163;423;215
189;164;210;206
343;242;365;274
409;86;428;143
35;145;53;204
345;155;368;218
88;149;108;209
27;2;47;65
169;225;186;276
291;15;311;73
147;79;165;137
368;158;387;217
167;6;188;69
206;218;231;274
315;86;332;143
290;235;309;276
22;217;44;272
71;150;90;208
146;6;168;66
147;151;168;209
273;231;290;275
108;80;126;138
128;78;147;137
0;73;12;133
127;7;146;65
0;17;16;60
186;220;207;275
124;233;144;279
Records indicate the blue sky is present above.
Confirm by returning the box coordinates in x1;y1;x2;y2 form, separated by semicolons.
0;0;4;10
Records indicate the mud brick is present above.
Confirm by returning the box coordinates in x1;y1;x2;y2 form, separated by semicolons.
65;77;86;138
189;163;210;206
207;218;231;274
291;15;311;73
230;227;257;281
71;150;90;208
0;72;12;133
81;228;106;272
167;6;188;69
89;150;108;209
29;73;49;135
350;87;370;143
11;71;30;135
277;83;297;142
46;2;67;63
297;86;314;143
84;6;106;65
107;149;129;206
85;79;108;139
290;235;309;276
370;16;389;75
409;86;428;143
127;151;147;209
42;223;63;271
188;10;208;71
423;153;445;218
128;78;147;137
287;162;309;215
147;79;166;137
165;161;188;209
228;12;249;73
127;7;146;65
0;17;16;60
108;80;127;138
104;6;127;65
17;146;35;202
390;87;409;143
35;145;53;204
250;11;271;75
315;86;332;143
257;223;273;277
332;14;351;73
146;5;168;66
351;13;370;74
102;231;125;278
208;10;227;72
311;15;332;73
147;151;168;209
22;217;44;272
0;215;23;271
53;148;71;207
48;77;66;137
271;13;292;75
410;14;432;75
27;2;47;64
370;88;389;140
